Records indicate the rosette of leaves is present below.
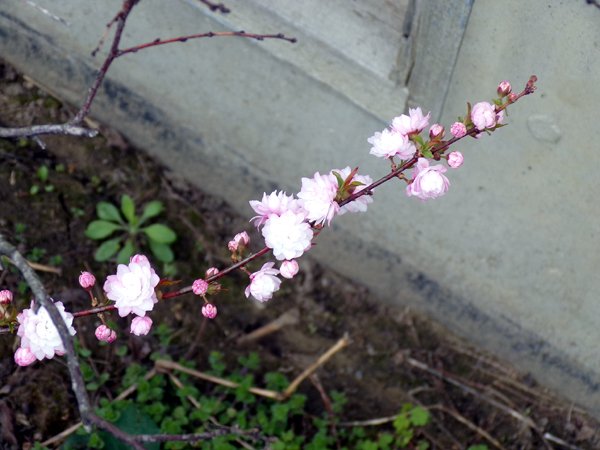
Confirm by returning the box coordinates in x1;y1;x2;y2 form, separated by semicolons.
85;195;177;264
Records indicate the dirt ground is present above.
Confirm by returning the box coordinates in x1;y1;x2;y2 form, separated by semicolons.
0;59;599;449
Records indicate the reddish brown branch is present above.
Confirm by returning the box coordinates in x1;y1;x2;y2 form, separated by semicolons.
119;30;296;56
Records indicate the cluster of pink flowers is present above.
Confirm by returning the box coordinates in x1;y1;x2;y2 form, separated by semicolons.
243;166;372;302
12;255;162;365
14;300;76;366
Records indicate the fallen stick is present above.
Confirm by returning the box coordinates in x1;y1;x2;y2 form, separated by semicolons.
406;356;555;449
157;333;350;401
236;308;299;345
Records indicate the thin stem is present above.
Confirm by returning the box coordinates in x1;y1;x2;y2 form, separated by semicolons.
119;31;296;57
71;0;138;125
162;246;270;299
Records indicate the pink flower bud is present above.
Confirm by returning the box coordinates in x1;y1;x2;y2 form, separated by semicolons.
130;316;153;336
130;254;150;264
228;231;250;252
280;260;299;279
95;324;117;343
508;93;518;103
0;290;13;304
447;151;464;169
428;123;445;139
78;272;96;290
236;231;250;246
192;278;209;295
202;303;217;319
14;347;37;366
205;267;219;278
450;122;467;138
497;80;512;97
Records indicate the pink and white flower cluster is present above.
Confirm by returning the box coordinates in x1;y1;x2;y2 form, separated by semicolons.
14;300;76;366
368;107;430;160
245;166;372;302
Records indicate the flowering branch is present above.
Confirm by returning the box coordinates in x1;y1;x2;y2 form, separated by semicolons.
0;76;539;332
0;0;295;140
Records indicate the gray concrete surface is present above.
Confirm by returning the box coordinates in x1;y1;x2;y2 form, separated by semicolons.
1;0;600;415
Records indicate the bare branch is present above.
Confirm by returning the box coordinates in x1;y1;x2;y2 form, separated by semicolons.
0;123;98;139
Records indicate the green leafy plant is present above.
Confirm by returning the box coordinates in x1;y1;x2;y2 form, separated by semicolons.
59;350;432;450
85;195;177;264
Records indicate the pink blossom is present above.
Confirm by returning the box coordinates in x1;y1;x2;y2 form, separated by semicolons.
497;80;512;97
0;290;13;304
280;260;299;279
471;102;497;131
391;107;431;136
367;128;416;160
249;191;302;228
447;151;464;169
130;316;153;336
16;300;76;362
95;324;117;343
228;231;250;252
244;262;281;302
450;122;467;138
78;271;96;290
103;254;160;317
205;267;219;278
297;172;339;226
333;167;374;216
429;123;445;139
262;211;313;261
202;303;218;319
14;347;36;366
192;278;209;296
406;158;450;200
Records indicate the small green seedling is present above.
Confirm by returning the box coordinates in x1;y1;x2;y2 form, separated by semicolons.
85;195;177;264
30;165;55;195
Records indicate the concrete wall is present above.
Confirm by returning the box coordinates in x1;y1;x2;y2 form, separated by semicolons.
1;0;600;415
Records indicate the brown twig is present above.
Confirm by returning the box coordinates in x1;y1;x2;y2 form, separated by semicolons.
282;333;350;399
156;333;350;401
26;261;62;276
405;356;555;449
429;404;507;450
118;31;296;57
236;308;299;345
156;359;282;400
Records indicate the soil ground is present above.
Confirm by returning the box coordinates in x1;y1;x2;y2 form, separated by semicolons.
0;59;599;449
